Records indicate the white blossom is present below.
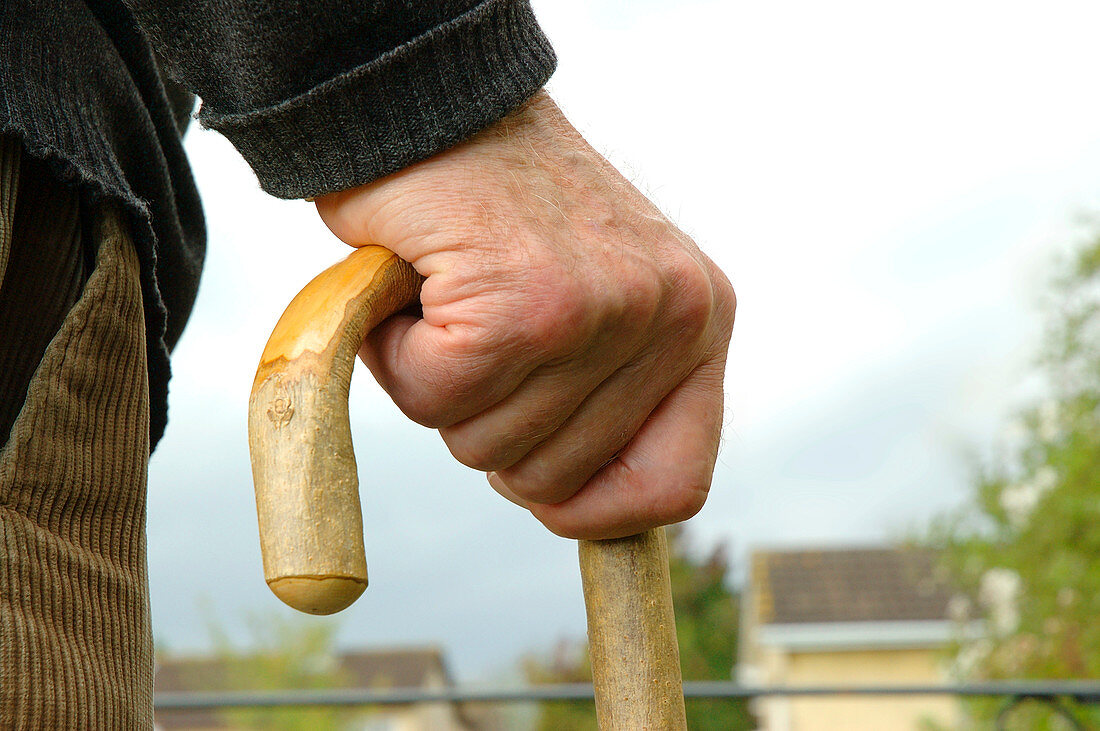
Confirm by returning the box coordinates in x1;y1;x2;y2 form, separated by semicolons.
1033;466;1058;491
947;594;972;624
953;639;992;678
1036;401;1062;443
999;467;1058;528
979;568;1021;636
1000;418;1029;450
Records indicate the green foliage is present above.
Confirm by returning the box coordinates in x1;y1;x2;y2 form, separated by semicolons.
522;641;597;731
668;526;754;730
925;230;1100;729
524;526;753;730
206;611;355;731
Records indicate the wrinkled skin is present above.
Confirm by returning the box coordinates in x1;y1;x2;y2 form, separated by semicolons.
316;91;735;540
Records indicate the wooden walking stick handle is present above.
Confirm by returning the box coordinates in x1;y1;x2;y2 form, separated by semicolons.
248;246;422;615
248;245;686;727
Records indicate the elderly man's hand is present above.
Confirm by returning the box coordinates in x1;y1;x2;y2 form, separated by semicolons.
315;91;734;540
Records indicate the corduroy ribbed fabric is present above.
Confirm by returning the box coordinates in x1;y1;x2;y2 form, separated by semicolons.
0;140;154;726
0;139;89;448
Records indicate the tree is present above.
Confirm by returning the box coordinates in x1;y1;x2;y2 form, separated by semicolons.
522;639;597;731
925;230;1100;728
524;525;754;730
203;611;354;730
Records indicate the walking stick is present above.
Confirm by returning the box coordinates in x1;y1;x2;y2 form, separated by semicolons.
248;246;687;729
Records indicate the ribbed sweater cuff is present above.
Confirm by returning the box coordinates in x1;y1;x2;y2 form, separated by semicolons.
200;0;556;200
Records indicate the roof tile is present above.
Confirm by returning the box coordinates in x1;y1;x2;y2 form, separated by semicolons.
753;547;952;625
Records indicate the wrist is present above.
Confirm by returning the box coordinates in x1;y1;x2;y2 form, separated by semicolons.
315;88;577;246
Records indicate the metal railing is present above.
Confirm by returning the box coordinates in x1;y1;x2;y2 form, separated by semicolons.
155;681;1100;728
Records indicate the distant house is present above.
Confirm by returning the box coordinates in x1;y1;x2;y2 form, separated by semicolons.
739;546;962;731
154;646;491;731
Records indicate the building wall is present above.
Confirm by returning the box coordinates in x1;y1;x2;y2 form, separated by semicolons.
756;647;957;731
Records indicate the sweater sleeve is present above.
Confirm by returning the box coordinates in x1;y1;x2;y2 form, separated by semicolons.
126;0;556;199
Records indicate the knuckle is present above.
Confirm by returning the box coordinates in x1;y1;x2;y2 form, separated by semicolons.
440;427;524;473
652;473;710;525
394;370;467;428
709;263;737;338
440;430;498;472
498;464;577;506
663;250;715;340
394;331;499;428
518;278;597;357
535;510;584;540
608;261;662;335
397;393;452;428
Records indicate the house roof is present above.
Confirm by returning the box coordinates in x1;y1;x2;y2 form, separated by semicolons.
154;645;449;693
154;646;457;729
339;647;450;689
751;546;953;626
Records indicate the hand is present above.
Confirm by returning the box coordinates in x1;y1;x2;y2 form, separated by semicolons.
315;91;735;540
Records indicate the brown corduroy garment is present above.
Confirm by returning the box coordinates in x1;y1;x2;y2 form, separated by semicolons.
0;137;154;726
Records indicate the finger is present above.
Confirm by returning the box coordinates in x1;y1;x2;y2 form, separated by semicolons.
437;346;631;472
525;357;727;540
487;472;530;509
491;340;706;505
358;313;537;428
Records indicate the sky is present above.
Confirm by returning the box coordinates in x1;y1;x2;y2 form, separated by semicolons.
147;0;1100;680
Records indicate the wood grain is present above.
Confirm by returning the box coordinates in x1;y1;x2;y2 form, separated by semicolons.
248;246;422;615
580;528;687;730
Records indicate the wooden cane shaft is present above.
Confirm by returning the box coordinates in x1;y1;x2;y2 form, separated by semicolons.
248;245;422;615
580;527;687;730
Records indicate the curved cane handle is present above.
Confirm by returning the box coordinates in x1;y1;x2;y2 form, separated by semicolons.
247;244;685;727
248;246;422;615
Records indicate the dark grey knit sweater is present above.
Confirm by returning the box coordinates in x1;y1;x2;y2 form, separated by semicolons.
0;0;555;448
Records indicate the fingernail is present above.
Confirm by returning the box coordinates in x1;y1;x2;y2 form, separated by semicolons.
487;472;529;509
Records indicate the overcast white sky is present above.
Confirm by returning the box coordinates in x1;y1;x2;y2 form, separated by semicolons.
147;0;1100;680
